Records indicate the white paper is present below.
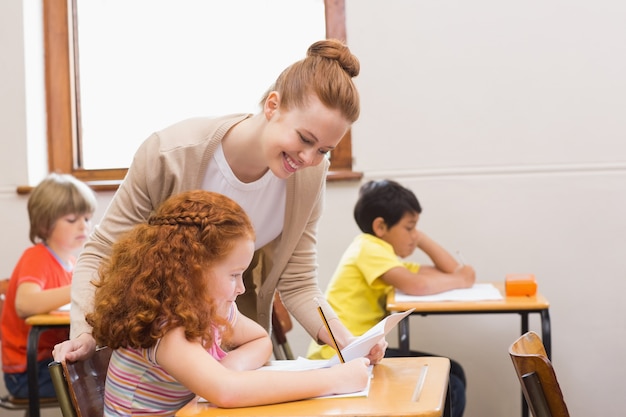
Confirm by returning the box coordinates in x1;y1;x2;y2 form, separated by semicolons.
197;359;373;402
327;308;415;366
394;283;503;302
314;368;373;399
258;357;331;371
197;309;415;404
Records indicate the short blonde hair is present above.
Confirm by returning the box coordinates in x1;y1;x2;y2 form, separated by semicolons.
28;173;97;244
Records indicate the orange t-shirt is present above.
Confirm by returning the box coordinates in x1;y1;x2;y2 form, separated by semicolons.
1;243;72;373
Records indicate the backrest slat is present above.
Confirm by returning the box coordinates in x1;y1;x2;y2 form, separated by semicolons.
64;346;112;417
509;332;570;417
522;371;552;417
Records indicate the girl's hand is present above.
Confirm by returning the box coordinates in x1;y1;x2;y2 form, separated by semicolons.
330;357;371;394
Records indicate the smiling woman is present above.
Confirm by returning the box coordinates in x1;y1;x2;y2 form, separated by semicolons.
41;0;356;190
51;38;385;389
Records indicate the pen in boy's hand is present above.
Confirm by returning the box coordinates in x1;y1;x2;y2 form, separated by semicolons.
455;250;467;267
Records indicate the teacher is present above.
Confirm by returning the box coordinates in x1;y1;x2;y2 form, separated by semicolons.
53;39;387;364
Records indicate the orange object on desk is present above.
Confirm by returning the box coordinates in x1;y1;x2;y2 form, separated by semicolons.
505;273;537;296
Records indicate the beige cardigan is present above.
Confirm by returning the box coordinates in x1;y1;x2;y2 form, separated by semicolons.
70;114;335;342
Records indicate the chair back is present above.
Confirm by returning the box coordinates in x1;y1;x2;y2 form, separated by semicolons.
509;331;570;417
271;292;294;360
49;346;112;417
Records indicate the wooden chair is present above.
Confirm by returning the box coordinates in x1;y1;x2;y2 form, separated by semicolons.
271;293;294;360
48;346;112;417
509;331;570;417
1;278;59;417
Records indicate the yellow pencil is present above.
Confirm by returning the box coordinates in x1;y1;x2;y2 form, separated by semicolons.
317;305;345;363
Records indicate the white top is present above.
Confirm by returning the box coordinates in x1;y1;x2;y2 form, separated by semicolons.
202;143;286;249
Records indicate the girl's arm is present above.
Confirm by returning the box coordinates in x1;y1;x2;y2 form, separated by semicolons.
157;327;371;408
219;313;272;371
15;282;70;317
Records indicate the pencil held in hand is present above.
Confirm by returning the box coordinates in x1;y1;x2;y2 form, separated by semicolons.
317;305;345;363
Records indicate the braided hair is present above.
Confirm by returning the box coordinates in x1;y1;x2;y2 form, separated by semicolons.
87;190;255;350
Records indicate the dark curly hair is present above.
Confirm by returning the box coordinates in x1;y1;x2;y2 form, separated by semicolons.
86;190;255;350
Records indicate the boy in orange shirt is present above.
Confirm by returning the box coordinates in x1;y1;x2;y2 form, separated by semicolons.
1;173;96;398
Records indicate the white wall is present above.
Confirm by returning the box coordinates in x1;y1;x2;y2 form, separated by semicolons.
334;1;624;415
2;0;625;416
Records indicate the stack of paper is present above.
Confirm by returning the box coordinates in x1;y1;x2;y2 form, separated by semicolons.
258;358;373;399
395;283;503;302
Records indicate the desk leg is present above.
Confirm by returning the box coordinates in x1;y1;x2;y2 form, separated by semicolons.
541;309;551;360
519;312;529;417
520;312;528;335
519;310;552;417
27;325;44;417
444;381;452;417
398;316;410;355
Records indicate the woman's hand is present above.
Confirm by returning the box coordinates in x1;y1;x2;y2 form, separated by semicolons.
53;332;97;362
321;317;388;365
365;337;388;365
339;333;387;365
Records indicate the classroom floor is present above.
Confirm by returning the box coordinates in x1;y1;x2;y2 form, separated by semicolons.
1;376;62;417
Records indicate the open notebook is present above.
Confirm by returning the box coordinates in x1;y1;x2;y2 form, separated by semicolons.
198;309;414;402
198;359;372;402
326;308;414;365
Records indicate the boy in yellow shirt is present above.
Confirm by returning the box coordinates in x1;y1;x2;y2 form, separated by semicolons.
308;179;475;417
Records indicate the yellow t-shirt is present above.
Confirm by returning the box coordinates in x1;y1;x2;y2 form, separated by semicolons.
307;234;419;359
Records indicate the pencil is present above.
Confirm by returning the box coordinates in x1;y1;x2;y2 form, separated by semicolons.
411;364;429;402
456;250;467;267
317;305;345;363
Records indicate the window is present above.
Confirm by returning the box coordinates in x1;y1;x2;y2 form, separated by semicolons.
43;0;357;191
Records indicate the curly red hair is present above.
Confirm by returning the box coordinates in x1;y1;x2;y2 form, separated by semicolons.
86;190;255;350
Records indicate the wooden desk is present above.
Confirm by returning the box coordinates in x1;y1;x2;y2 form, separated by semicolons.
387;282;550;417
25;312;70;417
176;357;450;417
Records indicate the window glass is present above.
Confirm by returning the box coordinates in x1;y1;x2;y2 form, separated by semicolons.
76;0;325;169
